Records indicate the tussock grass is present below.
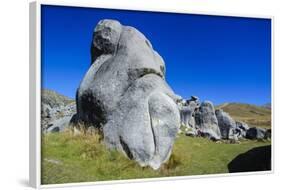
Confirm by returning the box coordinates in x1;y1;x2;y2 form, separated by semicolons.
42;131;271;185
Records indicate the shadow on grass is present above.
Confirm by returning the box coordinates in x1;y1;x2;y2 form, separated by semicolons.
228;145;271;173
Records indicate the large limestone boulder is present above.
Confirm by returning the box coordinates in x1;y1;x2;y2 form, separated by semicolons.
194;101;221;140
75;19;180;169
215;109;237;139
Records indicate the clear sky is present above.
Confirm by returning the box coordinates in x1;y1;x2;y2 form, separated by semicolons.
41;5;271;105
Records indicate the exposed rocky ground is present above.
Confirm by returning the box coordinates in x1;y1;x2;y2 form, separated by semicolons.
41;89;76;133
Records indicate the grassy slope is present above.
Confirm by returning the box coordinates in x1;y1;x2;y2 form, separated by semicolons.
217;103;271;128
42;132;270;185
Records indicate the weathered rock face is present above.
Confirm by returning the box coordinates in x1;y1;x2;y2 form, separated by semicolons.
194;101;221;140
265;129;271;139
75;19;180;169
215;109;237;139
235;121;249;138
246;127;266;139
179;96;199;128
177;96;269;142
236;121;249;131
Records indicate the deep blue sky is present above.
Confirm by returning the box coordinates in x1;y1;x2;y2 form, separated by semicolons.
41;5;271;105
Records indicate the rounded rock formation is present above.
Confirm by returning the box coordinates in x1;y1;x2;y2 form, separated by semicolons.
194;101;221;140
215;109;237;139
75;19;180;169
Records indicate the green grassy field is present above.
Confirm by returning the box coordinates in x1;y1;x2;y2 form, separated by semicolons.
41;131;271;185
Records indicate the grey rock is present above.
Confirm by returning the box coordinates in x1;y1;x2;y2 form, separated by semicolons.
265;129;271;139
228;127;240;142
194;101;221;140
174;94;183;102
189;95;199;102
41;103;51;119
215;109;237;139
232;127;245;139
179;102;196;128
188;116;196;130
236;121;249;131
178;96;199;128
75;19;180;169
246;127;266;139
41;89;76;133
50;126;60;133
235;121;249;138
185;127;198;137
46;116;73;133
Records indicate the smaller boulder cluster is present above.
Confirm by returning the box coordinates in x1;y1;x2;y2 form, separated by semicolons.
41;90;76;133
42;103;76;133
177;96;270;142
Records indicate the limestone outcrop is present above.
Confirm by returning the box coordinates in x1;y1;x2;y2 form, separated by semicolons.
41;89;76;133
177;98;267;141
74;19;180;169
215;109;237;139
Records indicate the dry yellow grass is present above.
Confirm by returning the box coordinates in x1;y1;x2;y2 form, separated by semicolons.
217;103;271;128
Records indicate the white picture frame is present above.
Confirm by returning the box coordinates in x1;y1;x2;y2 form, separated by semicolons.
29;1;274;189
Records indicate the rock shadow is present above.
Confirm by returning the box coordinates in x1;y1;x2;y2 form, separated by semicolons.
228;145;271;173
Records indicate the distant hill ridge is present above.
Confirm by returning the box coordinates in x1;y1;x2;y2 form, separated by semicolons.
262;103;271;110
42;89;74;108
216;102;271;128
